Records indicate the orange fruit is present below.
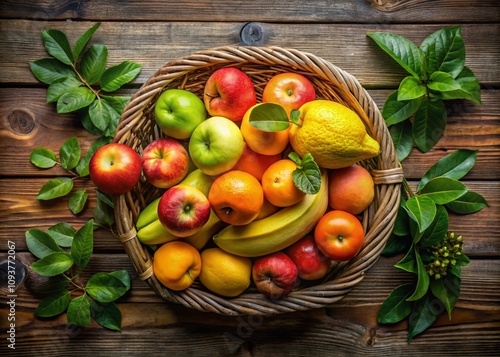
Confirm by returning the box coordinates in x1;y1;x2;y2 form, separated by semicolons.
153;241;202;291
240;103;290;156
232;143;282;181
328;164;375;215
208;170;264;226
261;159;306;207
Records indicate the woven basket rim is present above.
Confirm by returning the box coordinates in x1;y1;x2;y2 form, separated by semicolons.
113;45;403;315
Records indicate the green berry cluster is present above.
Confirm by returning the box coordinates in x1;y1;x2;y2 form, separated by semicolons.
425;232;463;279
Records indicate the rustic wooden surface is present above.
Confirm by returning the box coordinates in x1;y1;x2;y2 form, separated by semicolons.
1;1;499;356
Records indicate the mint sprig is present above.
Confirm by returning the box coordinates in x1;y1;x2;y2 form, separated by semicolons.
288;152;321;195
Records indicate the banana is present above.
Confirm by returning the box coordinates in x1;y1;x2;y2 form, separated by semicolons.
136;169;221;247
213;169;328;257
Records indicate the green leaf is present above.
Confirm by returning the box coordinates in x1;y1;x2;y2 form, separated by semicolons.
34;290;71;317
79;106;104;136
96;190;114;208
88;97;120;133
397;76;426;101
25;229;63;259
455;253;470;267
418;177;467;205
57;87;96;113
419;205;449;247
47;222;76;247
80;44;108;85
367;32;424;78
428;71;462;92
432;66;481;104
420;26;465;78
42;29;74;65
86;270;131;302
446;190;488;214
36;177;74;200
407;291;443;343
59;136;81;170
404;195;436;233
100;60;142;92
249;103;290;132
382;233;412;256
395;245;417;274
73;22;101;60
407;250;430;302
71;220;94;270
46;76;82;103
30;252;74;277
75;136;112;177
91;301;122;331
378;283;415;324
101;95;131;115
68;189;89;215
412;98;446;153
32;275;70;294
94;190;115;229
383;90;423;125
418;149;477;190
392;203;411;237
67;294;91;326
430;274;460;319
29;58;76;85
389;120;414;162
30;148;57;168
288;152;322;195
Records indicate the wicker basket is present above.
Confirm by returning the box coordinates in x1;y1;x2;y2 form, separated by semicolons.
113;46;403;315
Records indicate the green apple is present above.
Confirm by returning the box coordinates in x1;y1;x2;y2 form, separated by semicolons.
154;89;207;139
188;116;244;176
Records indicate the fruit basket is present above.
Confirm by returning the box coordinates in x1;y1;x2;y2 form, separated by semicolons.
113;46;403;315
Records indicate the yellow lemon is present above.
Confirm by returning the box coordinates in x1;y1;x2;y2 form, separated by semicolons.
199;247;252;297
289;100;380;169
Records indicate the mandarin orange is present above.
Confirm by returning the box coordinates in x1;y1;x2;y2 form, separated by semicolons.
261;159;306;207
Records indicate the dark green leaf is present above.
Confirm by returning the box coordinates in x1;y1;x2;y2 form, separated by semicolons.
34;290;71;317
88;97;120;132
412;98;446;153
68;189;88;215
428;71;461;92
378;283;415;324
389;120;414;162
96;190;114;208
32;275;70;294
57;87;96;113
25;229;63;259
407;291;444;343
382;233;412;256
393;201;410;236
30;252;74;277
101;95;131;115
367;32;424;78
30;148;57;168
91;301;122;331
432;66;481;104
29;58;76;85
418;177;467;204
94;191;115;229
100;60;142;92
404;195;436;233
80;44;108;85
418;149;477;190
75;136;111;177
86;270;131;302
36;177;74;200
397;76;426;101
407;250;430;301
446;190;488;214
455;253;470;267
249;103;290;132
59;136;81;170
47;222;76;247
42;29;74;65
430;274;460;319
71;220;94;270
79;106;104;136
395;245;417;274
419;205;448;247
383;90;423;125
46;76;82;103
73;23;101;60
289;152;322;195
67;294;91;326
450;264;461;278
420;26;465;78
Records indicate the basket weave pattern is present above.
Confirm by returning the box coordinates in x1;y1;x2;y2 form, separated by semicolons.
113;46;403;315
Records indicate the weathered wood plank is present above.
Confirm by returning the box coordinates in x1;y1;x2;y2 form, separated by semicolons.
1;0;499;24
1;21;499;88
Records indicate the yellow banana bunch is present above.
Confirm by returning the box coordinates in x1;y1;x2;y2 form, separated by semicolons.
213;169;328;257
136;169;221;248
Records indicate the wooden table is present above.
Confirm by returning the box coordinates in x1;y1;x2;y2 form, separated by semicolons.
1;1;499;355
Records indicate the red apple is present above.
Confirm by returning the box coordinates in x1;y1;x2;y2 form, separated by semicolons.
157;184;211;237
252;252;298;300
89;143;141;195
141;138;189;189
203;67;257;122
286;235;331;280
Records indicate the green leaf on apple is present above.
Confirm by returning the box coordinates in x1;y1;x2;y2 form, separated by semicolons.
288;152;322;195
249;103;290;132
